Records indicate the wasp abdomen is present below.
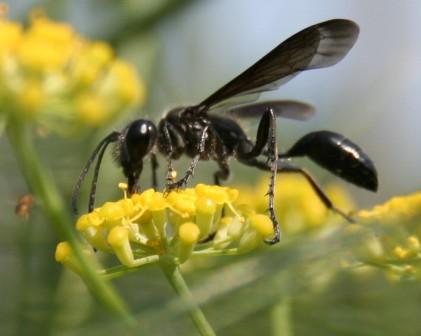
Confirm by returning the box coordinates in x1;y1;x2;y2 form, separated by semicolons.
286;130;378;191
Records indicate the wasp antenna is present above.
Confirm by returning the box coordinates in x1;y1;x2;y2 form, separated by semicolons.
87;133;121;212
72;132;120;215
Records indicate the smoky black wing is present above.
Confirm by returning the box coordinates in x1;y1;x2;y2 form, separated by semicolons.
199;19;359;109
227;100;315;120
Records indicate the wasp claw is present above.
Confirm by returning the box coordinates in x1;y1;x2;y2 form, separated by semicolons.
264;234;281;245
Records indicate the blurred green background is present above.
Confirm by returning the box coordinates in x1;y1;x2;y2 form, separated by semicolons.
1;0;421;335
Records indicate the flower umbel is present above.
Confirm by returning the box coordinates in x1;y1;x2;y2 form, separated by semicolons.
0;9;145;134
56;183;274;272
348;192;421;280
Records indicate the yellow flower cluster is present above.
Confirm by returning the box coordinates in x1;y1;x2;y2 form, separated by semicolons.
236;175;354;234
352;192;421;279
392;235;420;260
358;193;421;225
56;184;274;271
0;9;145;134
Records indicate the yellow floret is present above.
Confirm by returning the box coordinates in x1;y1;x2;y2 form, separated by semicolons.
196;197;217;215
109;61;145;104
148;192;167;212
358;193;421;223
55;241;72;263
0;20;22;55
88;42;113;64
107;226;129;247
71;42;113;86
29;17;74;45
116;198;137;217
167;190;196;216
99;202;126;226
17;80;44;117
195;184;228;204
249;214;274;238
408;236;420;248
393;245;409;259
179;222;200;244
76;212;104;231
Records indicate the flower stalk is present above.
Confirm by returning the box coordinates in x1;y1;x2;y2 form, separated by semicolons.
159;257;216;336
271;295;292;336
6;119;134;325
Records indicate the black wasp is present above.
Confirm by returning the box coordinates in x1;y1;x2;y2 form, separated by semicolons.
72;19;378;244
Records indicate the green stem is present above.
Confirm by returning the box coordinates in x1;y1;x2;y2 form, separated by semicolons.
15;219;32;335
7;120;134;325
271;295;293;336
159;258;216;336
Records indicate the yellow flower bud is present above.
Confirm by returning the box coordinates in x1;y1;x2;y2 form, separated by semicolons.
55;241;93;274
107;226;129;247
196;197;216;215
179;222;200;244
178;222;200;263
408;236;420;248
393;245;409;259
195;197;216;238
55;241;72;263
249;214;274;238
107;226;144;267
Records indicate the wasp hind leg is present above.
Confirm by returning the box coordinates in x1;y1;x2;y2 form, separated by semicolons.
244;159;354;223
237;108;281;245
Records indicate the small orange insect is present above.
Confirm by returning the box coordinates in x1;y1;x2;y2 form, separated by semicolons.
15;194;34;220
